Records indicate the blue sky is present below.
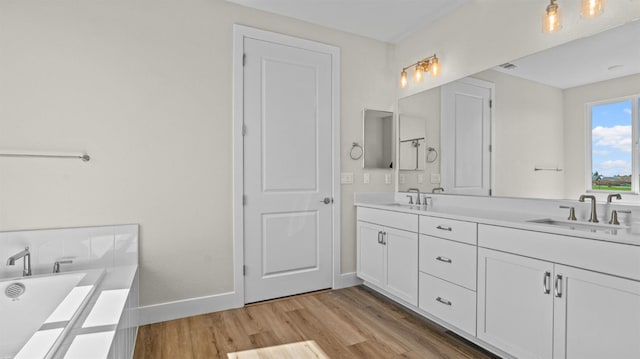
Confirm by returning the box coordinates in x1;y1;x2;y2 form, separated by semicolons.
591;100;634;177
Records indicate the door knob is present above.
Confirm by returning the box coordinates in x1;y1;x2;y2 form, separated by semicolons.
321;197;333;204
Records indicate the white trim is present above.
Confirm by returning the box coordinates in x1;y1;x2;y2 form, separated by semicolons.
137;291;239;325
232;25;342;304
333;272;363;289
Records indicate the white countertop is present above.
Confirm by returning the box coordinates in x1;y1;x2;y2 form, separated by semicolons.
355;193;640;246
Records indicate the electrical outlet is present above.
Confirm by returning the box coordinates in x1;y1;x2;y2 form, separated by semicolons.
399;174;405;184
363;173;370;184
417;174;424;184
384;173;392;184
431;173;441;184
341;173;353;184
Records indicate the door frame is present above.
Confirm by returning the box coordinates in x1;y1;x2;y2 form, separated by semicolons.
232;25;341;306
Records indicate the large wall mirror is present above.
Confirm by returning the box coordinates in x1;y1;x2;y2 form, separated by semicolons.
363;109;394;169
398;19;640;200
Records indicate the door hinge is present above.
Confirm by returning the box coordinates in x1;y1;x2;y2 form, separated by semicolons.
489;99;493;108
489;189;493;196
489;144;492;152
243;53;246;66
242;124;247;136
243;195;247;205
243;265;247;276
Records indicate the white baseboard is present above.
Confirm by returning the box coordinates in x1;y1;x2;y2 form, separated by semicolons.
334;271;363;289
137;291;242;325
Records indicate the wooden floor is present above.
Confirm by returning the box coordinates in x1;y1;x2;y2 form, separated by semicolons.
134;286;498;359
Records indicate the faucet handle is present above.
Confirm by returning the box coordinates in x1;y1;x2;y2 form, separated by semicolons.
559;205;577;221
53;260;73;273
405;195;414;205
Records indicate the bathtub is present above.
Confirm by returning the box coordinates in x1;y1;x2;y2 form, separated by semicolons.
0;269;104;359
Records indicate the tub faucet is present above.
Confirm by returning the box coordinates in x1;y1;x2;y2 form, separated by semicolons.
7;247;32;276
432;187;444;193
579;194;598;223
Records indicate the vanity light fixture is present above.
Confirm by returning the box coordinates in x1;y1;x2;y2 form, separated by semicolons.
399;54;440;88
581;0;604;19
543;0;562;33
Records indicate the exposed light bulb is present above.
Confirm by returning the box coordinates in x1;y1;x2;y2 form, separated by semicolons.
429;57;441;77
543;0;562;33
400;69;408;88
413;62;424;83
581;0;604;19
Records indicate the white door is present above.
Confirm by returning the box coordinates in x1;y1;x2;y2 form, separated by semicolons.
553;265;640;359
243;37;334;303
441;78;492;195
356;221;386;288
477;248;554;359
385;227;418;305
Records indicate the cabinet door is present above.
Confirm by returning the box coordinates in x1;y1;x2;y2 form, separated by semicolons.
356;221;385;287
553;265;640;359
385;227;418;305
478;248;554;359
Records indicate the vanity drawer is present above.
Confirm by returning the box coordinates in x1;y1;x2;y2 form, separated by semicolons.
419;273;476;336
420;216;477;245
358;207;418;232
420;235;476;290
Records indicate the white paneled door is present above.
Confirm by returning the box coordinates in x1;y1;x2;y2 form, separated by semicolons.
441;78;493;196
243;37;334;303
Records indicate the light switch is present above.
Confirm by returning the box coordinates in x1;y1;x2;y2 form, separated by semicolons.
341;173;353;184
431;173;441;184
363;173;370;184
399;174;405;184
384;174;392;185
417;174;424;184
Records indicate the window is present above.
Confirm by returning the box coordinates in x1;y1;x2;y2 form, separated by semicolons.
588;97;639;192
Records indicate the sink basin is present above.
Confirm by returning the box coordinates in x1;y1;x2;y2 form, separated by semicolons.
527;218;627;233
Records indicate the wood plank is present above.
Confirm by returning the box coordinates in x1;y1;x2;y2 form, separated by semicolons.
133;286;496;359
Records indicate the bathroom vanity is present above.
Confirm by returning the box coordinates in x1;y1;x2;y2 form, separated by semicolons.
355;193;640;359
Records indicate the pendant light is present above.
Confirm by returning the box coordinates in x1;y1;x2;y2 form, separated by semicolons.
581;0;604;18
543;0;562;33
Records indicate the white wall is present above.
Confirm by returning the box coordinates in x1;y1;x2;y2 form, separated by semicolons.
473;70;565;199
563;73;640;200
0;0;396;307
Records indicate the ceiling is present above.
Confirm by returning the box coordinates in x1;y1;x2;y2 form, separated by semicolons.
225;0;468;43
493;20;640;89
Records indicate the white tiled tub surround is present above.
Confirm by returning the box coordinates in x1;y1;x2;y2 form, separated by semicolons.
0;225;139;359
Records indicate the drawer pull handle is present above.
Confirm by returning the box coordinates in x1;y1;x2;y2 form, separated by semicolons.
435;297;452;306
555;274;563;298
436;256;452;263
436;225;452;231
543;271;551;294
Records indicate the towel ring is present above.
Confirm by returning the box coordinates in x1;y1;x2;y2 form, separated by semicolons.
426;147;438;163
350;142;363;160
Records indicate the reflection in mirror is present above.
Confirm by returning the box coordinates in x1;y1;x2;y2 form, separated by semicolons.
397;19;640;199
399;114;425;170
363;109;394;169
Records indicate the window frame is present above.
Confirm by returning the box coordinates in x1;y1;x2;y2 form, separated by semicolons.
585;95;640;194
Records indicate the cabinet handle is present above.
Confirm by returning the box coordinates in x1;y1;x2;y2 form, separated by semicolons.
436;225;452;231
435;297;452;306
377;231;382;244
436;256;452;263
554;274;563;298
543;271;551;294
381;232;387;245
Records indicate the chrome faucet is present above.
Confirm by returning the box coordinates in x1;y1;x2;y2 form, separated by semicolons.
407;188;421;205
578;195;598;223
432;187;444;193
7;247;32;276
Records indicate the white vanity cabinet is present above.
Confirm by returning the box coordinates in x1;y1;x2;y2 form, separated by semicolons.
357;207;419;305
418;215;478;336
478;225;640;359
